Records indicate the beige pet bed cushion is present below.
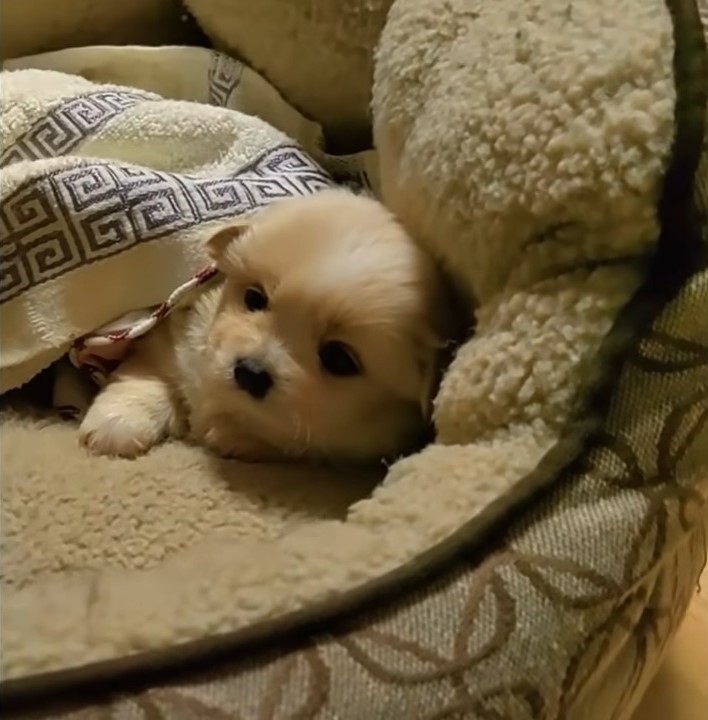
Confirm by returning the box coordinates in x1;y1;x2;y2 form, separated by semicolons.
184;0;395;143
0;0;197;61
3;0;708;718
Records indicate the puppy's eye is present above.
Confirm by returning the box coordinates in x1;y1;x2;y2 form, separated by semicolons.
319;341;361;377
244;285;268;312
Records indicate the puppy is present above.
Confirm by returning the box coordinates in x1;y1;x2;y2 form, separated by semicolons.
79;190;456;463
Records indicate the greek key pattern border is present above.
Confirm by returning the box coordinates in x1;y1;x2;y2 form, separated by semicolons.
1;50;244;166
208;53;244;107
0;146;335;304
1;90;160;166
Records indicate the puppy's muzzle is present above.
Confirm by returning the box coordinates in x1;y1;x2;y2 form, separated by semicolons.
233;358;273;399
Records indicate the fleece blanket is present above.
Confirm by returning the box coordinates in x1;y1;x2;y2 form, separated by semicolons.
1;46;379;410
2;2;701;706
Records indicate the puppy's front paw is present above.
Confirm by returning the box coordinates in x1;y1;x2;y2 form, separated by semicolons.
79;399;164;459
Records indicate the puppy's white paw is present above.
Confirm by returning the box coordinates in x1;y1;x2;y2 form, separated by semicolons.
79;400;164;459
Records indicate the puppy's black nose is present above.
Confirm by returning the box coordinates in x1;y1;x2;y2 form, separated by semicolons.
233;358;273;399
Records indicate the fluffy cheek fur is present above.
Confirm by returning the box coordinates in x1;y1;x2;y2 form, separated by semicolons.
186;312;295;460
79;191;455;463
189;308;426;463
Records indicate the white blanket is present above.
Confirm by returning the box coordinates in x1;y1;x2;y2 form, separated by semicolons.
1;46;378;408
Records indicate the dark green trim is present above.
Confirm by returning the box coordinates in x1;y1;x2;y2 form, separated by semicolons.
658;0;708;271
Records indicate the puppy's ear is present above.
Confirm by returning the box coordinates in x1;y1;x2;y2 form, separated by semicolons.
418;305;466;422
418;336;461;422
206;222;249;264
419;356;439;422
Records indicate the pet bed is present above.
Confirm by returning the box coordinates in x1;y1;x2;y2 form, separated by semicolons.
2;0;708;718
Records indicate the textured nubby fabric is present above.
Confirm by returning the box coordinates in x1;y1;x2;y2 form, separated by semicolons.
373;0;675;445
0;0;192;61
2;0;708;718
184;0;395;139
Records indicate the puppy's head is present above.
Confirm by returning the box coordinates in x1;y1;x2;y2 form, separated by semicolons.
199;190;457;463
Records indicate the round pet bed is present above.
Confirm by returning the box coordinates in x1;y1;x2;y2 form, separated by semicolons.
2;1;707;718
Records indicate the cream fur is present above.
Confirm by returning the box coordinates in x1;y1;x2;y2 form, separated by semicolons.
80;190;453;463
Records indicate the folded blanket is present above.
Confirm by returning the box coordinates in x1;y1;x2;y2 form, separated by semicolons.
1;47;379;405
